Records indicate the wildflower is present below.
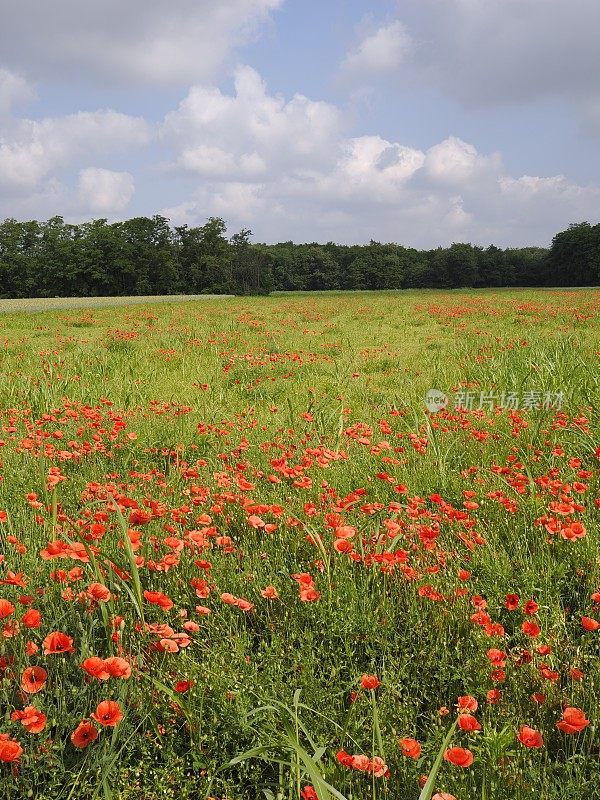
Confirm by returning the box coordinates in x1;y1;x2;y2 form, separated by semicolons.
175;680;195;693
556;707;590;734
581;616;599;631
42;631;75;655
0;599;15;619
458;714;481;732
361;674;381;690
103;657;132;679
21;666;48;694
21;609;42;628
87;583;112;602
504;594;520;610
143;590;174;611
71;721;98;748
81;657;110;681
11;706;47;734
399;737;421;759
524;600;539;615
486;689;502;704
444;747;474;767
92;700;123;727
0;736;23;762
517;726;544;748
521;620;541;637
457;695;478;713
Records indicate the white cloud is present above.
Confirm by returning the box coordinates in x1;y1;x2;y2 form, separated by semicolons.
0;69;35;117
0;111;152;191
398;0;600;109
157;70;600;247
0;0;282;86
77;168;135;214
162;65;342;178
341;21;413;75
424;137;501;185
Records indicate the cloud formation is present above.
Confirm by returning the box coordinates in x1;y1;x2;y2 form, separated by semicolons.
163;66;342;178
0;1;598;246
0;111;151;192
160;69;600;247
341;1;600;111
341;21;412;76
77;168;135;214
0;0;282;86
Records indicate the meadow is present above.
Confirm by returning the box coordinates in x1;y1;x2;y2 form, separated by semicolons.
0;289;598;800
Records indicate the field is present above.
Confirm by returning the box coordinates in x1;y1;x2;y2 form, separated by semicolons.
0;289;598;800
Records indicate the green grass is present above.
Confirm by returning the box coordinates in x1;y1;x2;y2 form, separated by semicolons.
0;289;598;800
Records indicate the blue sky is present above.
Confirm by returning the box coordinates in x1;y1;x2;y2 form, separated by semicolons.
1;0;599;247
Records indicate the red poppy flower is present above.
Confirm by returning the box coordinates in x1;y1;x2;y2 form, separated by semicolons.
517;726;544;748
570;667;584;681
521;620;541;637
175;680;195;693
444;747;474;767
21;608;42;628
350;754;370;771
143;591;174;611
504;594;520;610
87;583;112;602
524;600;539;615
0;737;23;762
457;695;478;712
43;631;75;655
556;707;590;734
458;714;481;732
581;616;599;632
103;657;132;679
298;587;321;602
0;599;15;619
21;666;48;694
336;749;353;767
399;737;421;759
81;657;110;681
11;705;47;734
487;648;506;665
71;720;99;748
361;674;381;690
92;700;123;727
432;794;457;800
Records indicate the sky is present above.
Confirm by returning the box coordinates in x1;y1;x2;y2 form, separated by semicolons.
0;0;599;248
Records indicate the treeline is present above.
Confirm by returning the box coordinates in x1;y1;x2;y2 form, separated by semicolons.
0;215;598;297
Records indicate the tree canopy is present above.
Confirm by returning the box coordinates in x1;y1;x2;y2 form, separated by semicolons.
0;215;597;297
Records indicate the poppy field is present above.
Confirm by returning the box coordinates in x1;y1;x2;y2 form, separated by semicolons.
0;289;598;800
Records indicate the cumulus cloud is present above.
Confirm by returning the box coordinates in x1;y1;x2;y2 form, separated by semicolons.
341;21;412;76
162;65;342;178
0;110;152;191
424;137;502;185
158;70;600;246
0;0;282;86
77;168;135;214
0;68;35;117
